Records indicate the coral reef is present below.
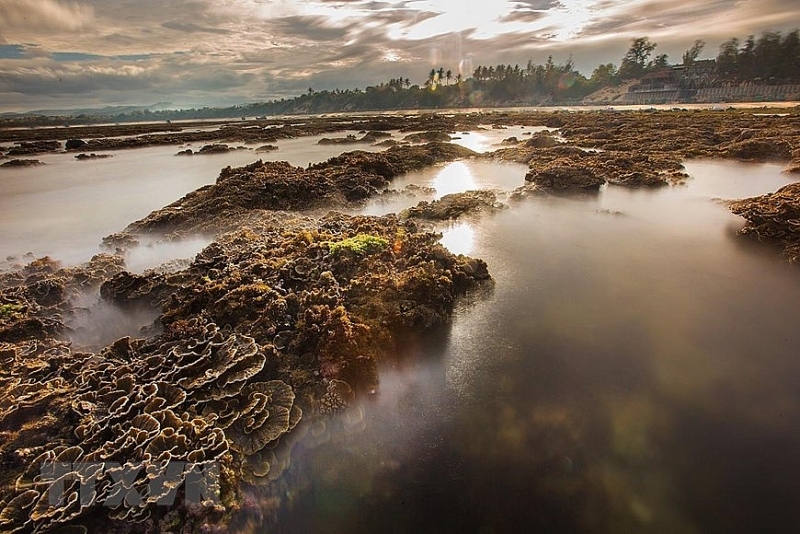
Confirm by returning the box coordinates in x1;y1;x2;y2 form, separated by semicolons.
1;159;44;168
729;182;800;263
107;143;475;243
404;190;505;220
74;153;113;160
0;210;491;532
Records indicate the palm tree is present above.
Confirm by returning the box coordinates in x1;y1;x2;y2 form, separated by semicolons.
428;68;437;87
437;67;445;83
456;73;462;84
445;69;452;85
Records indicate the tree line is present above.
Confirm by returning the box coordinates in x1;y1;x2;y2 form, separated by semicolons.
6;28;798;125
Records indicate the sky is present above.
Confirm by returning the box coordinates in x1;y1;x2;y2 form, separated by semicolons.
0;0;798;112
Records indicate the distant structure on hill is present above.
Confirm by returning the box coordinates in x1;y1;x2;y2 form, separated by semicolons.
617;60;800;105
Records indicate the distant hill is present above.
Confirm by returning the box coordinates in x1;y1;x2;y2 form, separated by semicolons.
4;102;179;118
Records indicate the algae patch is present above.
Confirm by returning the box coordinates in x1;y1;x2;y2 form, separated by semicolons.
328;234;389;256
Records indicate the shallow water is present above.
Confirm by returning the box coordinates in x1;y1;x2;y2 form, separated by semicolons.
0;132;383;265
263;160;800;534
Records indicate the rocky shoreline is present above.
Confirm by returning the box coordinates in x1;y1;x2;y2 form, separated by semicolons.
0;107;799;532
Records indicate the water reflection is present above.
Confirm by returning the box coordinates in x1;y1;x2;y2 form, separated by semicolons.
0;132;384;265
439;223;475;255
271;160;800;534
432;161;478;198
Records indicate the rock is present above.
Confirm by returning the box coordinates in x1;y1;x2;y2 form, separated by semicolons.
120;143;477;237
6;141;60;156
525;165;605;193
525;131;559;148
255;144;279;153
175;149;194;156
318;135;360;145
65;139;87;150
403;131;452;143
404;190;505;220
722;139;793;161
0;159;43;168
74;153;112;160
729;182;800;263
502;136;519;145
197;144;231;154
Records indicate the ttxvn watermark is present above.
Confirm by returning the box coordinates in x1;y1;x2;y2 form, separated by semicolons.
40;461;220;508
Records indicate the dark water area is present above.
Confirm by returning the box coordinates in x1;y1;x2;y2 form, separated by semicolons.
261;160;800;534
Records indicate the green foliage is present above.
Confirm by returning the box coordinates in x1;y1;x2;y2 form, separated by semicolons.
619;37;658;79
715;29;800;81
0;303;23;319
683;40;706;66
329;234;389;256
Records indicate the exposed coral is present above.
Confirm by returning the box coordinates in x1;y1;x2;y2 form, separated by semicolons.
0;210;491;532
108;143;476;243
74;153;113;160
1;159;44;168
729;182;800;263
525;165;605;193
404;190;505;220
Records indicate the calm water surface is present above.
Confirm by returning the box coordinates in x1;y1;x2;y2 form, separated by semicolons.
263;159;800;534
0;132;384;265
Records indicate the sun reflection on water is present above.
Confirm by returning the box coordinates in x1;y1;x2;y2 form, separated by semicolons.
439;222;475;255
432;161;478;198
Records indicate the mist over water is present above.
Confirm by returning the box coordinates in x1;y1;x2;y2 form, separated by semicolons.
0;132;384;265
264;160;800;533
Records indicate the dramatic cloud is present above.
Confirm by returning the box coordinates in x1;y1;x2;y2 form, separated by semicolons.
0;0;798;112
0;0;94;32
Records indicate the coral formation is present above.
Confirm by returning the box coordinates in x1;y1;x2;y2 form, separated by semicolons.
729;182;800;263
404;190;505;220
0;209;491;532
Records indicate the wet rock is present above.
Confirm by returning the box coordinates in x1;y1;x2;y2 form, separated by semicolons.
0;159;44;168
318;135;360;145
6;141;60;156
65;139;87;150
729;182;800;263
175;148;194;156
525;165;605;193
119;143;476;238
404;131;452;143
404;190;505;220
255;144;279;153
525;131;559;148
722;138;794;161
197;144;232;154
74;153;112;160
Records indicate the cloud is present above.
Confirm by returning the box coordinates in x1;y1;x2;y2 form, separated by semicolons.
0;0;93;31
162;21;232;35
0;0;798;112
